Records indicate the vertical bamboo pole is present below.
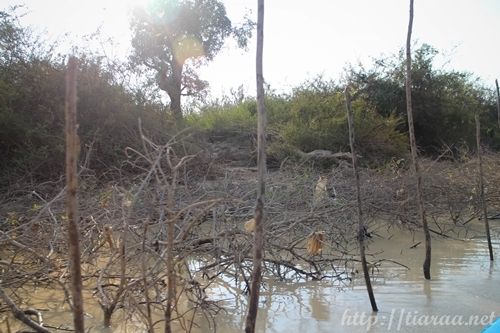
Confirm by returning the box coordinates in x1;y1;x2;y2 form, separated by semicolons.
65;56;85;332
245;0;266;331
165;165;176;333
405;0;431;280
495;79;500;128
344;86;378;312
475;112;494;261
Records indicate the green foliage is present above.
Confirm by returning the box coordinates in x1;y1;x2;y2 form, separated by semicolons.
0;10;170;184
282;80;345;150
187;91;292;137
350;44;495;154
188;79;408;165
281;80;407;163
76;56;170;169
186;100;256;137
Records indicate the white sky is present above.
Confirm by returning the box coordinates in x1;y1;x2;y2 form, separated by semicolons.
2;0;500;98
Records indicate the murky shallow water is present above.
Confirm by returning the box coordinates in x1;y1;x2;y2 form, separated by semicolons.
208;222;500;333
4;221;500;332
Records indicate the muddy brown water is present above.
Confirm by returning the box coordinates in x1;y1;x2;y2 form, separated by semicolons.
3;221;500;332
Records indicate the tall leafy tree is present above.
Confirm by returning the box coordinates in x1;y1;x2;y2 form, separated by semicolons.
130;0;253;124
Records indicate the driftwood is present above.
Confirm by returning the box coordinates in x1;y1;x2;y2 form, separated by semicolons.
0;287;50;333
296;149;356;162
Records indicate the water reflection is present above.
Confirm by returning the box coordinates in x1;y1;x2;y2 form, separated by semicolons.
309;287;329;321
423;280;432;304
210;223;500;332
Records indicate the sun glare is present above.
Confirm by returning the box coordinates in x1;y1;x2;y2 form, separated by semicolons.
121;0;152;11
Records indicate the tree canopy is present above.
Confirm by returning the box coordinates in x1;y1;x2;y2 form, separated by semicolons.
130;0;253;124
348;44;495;154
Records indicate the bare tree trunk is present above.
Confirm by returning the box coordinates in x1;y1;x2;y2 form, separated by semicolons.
495;79;500;128
475;113;494;261
159;60;184;126
65;56;85;332
170;61;184;126
344;86;378;312
405;0;431;280
245;0;266;331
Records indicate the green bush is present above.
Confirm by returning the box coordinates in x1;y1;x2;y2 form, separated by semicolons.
0;10;171;184
186;101;256;139
279;80;408;164
349;44;495;154
187;79;408;166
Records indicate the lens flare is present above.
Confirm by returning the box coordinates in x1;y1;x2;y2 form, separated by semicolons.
173;36;205;63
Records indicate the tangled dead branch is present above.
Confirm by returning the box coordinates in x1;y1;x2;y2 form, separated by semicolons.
1;136;500;330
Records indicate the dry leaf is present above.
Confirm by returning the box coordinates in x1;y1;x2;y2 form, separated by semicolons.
306;231;325;256
244;218;256;233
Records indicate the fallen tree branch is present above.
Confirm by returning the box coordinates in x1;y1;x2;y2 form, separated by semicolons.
0;286;51;333
295;149;357;162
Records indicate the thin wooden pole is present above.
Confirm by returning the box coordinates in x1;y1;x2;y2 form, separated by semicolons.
495;79;500;128
65;56;85;332
245;0;266;331
164;152;178;333
344;86;378;312
475;112;494;261
405;0;431;280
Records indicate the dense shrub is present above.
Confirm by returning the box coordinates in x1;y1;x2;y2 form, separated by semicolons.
280;80;407;164
186;100;256;139
0;10;171;185
349;44;496;154
188;80;408;166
